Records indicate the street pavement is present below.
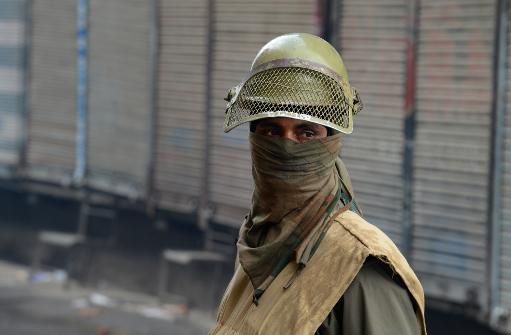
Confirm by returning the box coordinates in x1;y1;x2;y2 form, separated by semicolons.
0;260;214;335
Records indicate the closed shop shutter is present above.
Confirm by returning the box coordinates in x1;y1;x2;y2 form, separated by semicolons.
412;0;495;306
27;0;76;183
0;0;26;175
337;0;409;248
88;0;152;198
209;0;319;226
501;3;511;314
155;0;209;211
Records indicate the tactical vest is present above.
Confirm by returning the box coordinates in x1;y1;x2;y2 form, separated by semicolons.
209;210;427;335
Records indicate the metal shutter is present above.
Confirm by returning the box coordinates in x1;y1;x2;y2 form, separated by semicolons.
27;0;76;184
210;0;319;226
87;0;152;198
155;0;208;211
0;0;26;175
337;0;409;248
501;3;511;316
412;0;495;306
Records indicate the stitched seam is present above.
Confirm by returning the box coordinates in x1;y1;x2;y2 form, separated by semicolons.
333;217;372;252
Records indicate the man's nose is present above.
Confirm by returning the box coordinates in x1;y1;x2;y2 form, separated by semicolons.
281;129;299;142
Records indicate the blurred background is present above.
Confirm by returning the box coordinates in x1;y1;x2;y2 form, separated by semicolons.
0;0;509;334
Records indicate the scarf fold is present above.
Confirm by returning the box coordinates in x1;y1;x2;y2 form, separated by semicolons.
237;132;350;303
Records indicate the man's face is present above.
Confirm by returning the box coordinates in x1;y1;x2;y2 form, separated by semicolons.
254;117;328;143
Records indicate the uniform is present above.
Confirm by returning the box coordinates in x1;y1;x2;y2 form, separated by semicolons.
209;33;427;335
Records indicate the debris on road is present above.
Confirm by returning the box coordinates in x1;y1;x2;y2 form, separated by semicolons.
29;269;67;284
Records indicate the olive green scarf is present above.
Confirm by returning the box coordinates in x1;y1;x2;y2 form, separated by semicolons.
237;132;351;303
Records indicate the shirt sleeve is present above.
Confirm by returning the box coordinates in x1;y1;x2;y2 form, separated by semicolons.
315;257;420;335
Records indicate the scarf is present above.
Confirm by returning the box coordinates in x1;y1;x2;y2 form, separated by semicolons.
237;132;352;303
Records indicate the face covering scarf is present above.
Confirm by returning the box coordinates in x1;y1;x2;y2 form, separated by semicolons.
237;132;353;304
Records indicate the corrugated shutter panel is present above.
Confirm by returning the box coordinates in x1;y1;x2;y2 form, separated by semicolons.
27;0;76;183
0;0;25;174
501;5;511;312
88;0;151;198
210;0;319;226
337;0;408;248
155;0;208;211
412;0;495;305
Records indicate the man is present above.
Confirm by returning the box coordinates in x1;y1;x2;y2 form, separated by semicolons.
209;33;427;335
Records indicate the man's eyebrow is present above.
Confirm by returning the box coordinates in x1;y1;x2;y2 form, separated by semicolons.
257;121;281;128
296;122;322;129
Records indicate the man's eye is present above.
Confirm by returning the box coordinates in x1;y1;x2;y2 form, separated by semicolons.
303;130;316;138
262;128;278;136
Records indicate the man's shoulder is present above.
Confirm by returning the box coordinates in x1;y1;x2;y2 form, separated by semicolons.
329;210;426;326
330;210;400;256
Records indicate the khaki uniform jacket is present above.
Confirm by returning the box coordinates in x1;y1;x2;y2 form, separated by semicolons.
316;256;420;334
209;210;427;335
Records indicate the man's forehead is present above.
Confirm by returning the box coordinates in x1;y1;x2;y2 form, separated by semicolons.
257;117;323;128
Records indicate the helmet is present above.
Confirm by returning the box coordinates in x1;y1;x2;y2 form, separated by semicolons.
224;33;362;134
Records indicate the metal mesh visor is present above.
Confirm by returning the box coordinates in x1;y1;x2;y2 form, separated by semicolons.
224;67;355;133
